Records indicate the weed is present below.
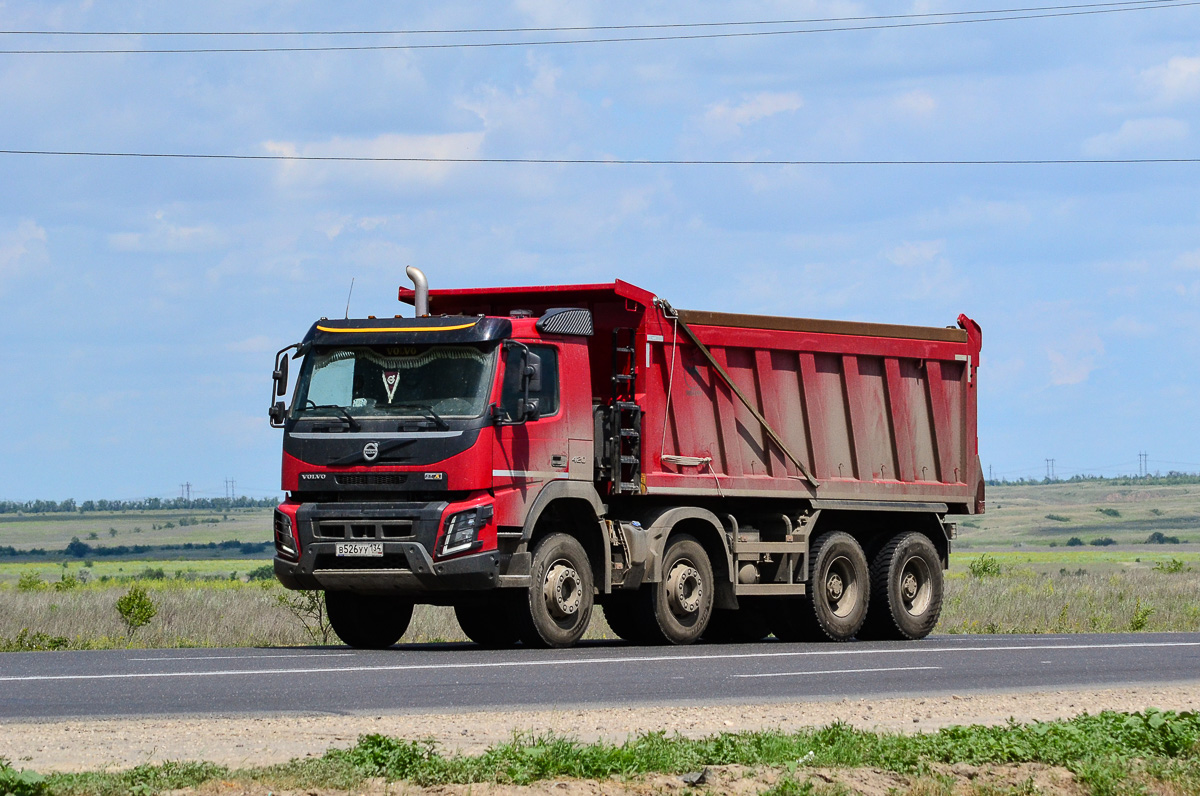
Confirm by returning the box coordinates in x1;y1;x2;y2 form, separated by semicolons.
1129;599;1155;631
968;554;1002;578
0;628;71;651
276;589;333;645
0;757;46;796
115;586;157;640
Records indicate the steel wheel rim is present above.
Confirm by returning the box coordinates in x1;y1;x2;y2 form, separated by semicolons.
666;559;703;618
543;558;583;620
899;553;932;616
824;554;860;618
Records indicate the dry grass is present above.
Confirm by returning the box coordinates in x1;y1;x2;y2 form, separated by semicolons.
3;561;1196;650
941;564;1200;634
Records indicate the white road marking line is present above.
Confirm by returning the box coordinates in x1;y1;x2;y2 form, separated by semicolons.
128;653;356;662
734;665;940;678
0;640;1196;684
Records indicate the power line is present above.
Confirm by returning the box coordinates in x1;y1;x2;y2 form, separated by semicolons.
0;2;1194;54
0;149;1197;166
0;1;1181;36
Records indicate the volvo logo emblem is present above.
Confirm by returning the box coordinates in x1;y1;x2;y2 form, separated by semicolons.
363;441;379;462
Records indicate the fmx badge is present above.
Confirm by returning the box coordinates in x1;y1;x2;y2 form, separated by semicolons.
424;472;444;481
363;441;379;461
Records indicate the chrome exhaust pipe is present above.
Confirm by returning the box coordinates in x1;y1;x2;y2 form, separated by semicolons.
406;266;429;317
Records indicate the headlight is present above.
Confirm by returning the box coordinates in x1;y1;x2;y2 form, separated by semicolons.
439;506;493;557
274;509;299;559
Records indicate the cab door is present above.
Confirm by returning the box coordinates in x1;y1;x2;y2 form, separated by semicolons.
492;342;569;527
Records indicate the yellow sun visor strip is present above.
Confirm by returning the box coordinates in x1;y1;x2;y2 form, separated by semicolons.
316;321;479;334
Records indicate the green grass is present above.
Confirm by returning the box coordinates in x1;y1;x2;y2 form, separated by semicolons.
961;481;1200;548
9;710;1200;795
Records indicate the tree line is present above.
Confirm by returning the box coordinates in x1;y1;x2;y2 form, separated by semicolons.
0;496;280;515
986;472;1200;487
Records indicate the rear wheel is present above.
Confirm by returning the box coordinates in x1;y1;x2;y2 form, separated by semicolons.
455;599;520;649
512;533;594;648
859;533;943;640
325;591;414;649
772;532;869;642
636;535;713;645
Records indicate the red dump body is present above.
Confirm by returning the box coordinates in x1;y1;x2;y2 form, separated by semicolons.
400;279;983;515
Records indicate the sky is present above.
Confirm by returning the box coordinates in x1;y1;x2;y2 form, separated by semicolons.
0;0;1198;501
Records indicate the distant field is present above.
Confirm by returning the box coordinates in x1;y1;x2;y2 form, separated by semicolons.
0;507;273;551
958;481;1200;548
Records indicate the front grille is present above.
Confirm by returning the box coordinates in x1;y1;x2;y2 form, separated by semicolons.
315;520;415;540
313;553;412;571
335;473;408;486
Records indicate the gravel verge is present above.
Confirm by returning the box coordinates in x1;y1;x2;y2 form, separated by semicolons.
1;682;1198;773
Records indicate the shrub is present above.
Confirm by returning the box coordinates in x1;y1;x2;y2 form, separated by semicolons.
1096;507;1121;518
968;553;1001;578
53;573;80;592
1045;514;1071;522
1153;558;1190;574
115;586;157;639
1146;532;1181;545
277;590;333;644
247;565;275;581
1090;537;1117;547
1066;537;1084;547
16;572;46;592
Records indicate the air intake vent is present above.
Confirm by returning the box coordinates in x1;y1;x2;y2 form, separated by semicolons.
537;308;594;336
335;473;408;486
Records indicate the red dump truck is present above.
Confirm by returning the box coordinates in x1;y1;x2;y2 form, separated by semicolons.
270;269;982;648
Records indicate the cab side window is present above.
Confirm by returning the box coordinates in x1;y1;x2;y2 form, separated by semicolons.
500;345;559;420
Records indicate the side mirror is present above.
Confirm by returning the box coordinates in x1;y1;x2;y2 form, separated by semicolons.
523;398;541;422
273;355;290;397
525;352;542;393
269;343;299;427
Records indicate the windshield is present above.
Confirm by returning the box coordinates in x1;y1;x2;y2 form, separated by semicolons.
291;344;497;420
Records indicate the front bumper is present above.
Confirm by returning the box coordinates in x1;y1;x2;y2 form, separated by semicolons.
273;499;503;595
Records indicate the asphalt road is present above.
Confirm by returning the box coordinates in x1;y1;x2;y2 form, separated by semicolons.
2;632;1198;720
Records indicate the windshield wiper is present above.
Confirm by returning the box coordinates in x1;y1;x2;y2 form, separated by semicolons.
300;401;362;432
389;402;449;430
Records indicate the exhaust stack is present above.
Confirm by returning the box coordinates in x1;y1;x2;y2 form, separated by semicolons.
406;266;429;317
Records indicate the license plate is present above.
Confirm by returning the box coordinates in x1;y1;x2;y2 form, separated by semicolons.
335;542;384;557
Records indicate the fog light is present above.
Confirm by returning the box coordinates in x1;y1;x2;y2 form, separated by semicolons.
439;506;492;557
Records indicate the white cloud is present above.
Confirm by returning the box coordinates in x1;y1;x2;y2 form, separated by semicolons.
1110;315;1155;338
0;219;48;290
226;335;276;354
1046;332;1105;386
1175;249;1200;271
1082;117;1189;156
263;132;486;191
108;212;225;253
893;90;936;117
887;240;944;268
884;240;965;300
1142;55;1200;104
703;92;804;137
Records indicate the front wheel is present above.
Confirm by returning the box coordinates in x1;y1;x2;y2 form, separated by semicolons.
512;533;595;648
325;591;414;649
859;532;943;640
455;599;520;649
636;535;714;645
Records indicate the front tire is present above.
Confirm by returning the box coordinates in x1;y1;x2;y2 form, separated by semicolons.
859;532;943;640
636;535;714;645
455;599;520;649
512;533;594;648
325;591;414;649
